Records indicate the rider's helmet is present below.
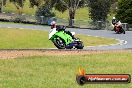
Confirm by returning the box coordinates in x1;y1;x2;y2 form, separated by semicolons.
51;21;56;25
113;17;116;19
51;21;56;29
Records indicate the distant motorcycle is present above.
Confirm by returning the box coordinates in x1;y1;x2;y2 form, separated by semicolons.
113;21;125;34
49;25;84;49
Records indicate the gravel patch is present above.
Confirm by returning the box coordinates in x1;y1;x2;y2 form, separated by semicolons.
0;49;132;59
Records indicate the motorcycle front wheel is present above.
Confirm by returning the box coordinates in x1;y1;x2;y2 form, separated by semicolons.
53;37;66;49
121;28;125;34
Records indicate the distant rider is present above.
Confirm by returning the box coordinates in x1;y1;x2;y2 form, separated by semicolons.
112;17;118;25
112;17;119;31
112;17;125;34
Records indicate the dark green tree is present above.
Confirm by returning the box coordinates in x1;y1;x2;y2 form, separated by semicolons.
10;0;26;14
88;0;111;22
0;0;7;12
116;0;132;24
10;0;25;8
29;0;44;7
110;0;118;14
44;0;86;27
36;5;55;18
35;3;55;24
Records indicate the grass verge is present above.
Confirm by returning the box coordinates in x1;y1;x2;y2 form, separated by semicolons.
0;28;118;49
129;28;132;31
0;51;132;88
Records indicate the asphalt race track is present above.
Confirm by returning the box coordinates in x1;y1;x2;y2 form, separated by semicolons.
0;23;132;50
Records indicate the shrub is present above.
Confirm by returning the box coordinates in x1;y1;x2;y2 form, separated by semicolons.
88;0;111;22
116;0;132;24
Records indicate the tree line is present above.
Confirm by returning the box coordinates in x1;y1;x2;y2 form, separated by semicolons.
0;0;132;26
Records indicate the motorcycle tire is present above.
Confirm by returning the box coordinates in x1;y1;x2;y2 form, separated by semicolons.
123;31;125;34
53;37;66;49
75;41;84;49
121;28;125;34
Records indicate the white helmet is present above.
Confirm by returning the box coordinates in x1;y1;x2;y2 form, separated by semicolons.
113;17;116;19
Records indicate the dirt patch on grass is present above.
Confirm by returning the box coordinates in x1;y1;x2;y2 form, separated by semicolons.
0;49;132;59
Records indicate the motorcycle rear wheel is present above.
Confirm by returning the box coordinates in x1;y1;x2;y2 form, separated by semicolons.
75;41;84;49
121;28;125;34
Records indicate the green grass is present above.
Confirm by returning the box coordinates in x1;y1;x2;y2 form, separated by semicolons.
0;28;54;49
76;34;117;46
4;0;36;15
0;52;132;88
0;28;118;49
54;7;92;26
54;7;90;20
129;28;132;31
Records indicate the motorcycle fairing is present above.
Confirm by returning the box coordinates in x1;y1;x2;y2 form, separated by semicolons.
49;28;57;39
50;31;73;45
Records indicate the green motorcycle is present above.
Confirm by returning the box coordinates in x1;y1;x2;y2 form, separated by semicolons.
49;25;84;49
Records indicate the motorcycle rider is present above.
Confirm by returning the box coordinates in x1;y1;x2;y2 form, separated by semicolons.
112;17;118;25
112;17;118;30
115;20;122;32
51;21;56;29
112;17;125;34
50;21;75;39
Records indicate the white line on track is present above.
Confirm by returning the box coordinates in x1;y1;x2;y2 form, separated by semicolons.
86;35;127;48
